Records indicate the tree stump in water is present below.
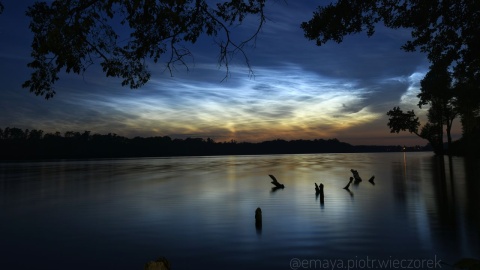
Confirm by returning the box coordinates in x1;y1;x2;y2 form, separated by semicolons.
319;183;324;204
268;174;285;188
350;169;363;183
255;207;262;228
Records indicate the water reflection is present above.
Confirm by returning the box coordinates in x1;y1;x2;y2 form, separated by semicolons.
391;153;480;263
0;153;479;269
344;188;354;198
270;186;283;193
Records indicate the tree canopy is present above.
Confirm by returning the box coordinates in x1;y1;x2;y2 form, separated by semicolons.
386;66;458;155
301;0;480;87
22;0;266;99
386;106;444;155
302;0;479;154
386;106;420;136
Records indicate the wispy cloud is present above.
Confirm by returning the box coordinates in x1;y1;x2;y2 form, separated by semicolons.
44;64;381;141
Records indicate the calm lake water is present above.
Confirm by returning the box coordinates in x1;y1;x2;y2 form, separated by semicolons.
1;152;479;270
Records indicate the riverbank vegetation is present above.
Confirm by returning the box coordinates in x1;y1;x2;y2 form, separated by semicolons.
0;127;428;160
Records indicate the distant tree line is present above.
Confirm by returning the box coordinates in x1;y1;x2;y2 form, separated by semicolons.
0;127;428;160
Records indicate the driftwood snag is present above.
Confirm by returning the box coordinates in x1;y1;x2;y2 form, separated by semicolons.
368;175;375;185
343;177;354;190
350;169;363;183
268;174;285;188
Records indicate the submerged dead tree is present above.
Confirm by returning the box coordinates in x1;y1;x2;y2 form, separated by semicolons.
350;169;362;183
268;174;285;189
343;177;354;190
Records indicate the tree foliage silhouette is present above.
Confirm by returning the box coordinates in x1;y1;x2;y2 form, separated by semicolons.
387;104;449;155
386;107;420;136
387;106;443;154
418;64;458;150
24;1;479;101
302;0;479;154
301;0;480;86
385;106;441;154
23;0;266;99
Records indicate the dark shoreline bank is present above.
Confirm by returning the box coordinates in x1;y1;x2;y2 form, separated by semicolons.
1;136;431;161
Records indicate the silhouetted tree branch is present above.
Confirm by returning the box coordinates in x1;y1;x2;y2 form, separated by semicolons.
301;1;480;84
387;105;447;155
387;107;421;137
23;0;266;99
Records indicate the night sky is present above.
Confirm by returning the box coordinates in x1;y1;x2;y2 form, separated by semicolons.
0;1;455;146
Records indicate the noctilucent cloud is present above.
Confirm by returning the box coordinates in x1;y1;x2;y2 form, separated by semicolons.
0;1;460;145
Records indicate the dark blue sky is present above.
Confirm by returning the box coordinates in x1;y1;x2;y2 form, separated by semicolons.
0;1;454;145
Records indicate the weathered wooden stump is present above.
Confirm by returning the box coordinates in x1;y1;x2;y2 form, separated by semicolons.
255;207;262;228
350;169;363;183
319;183;324;204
